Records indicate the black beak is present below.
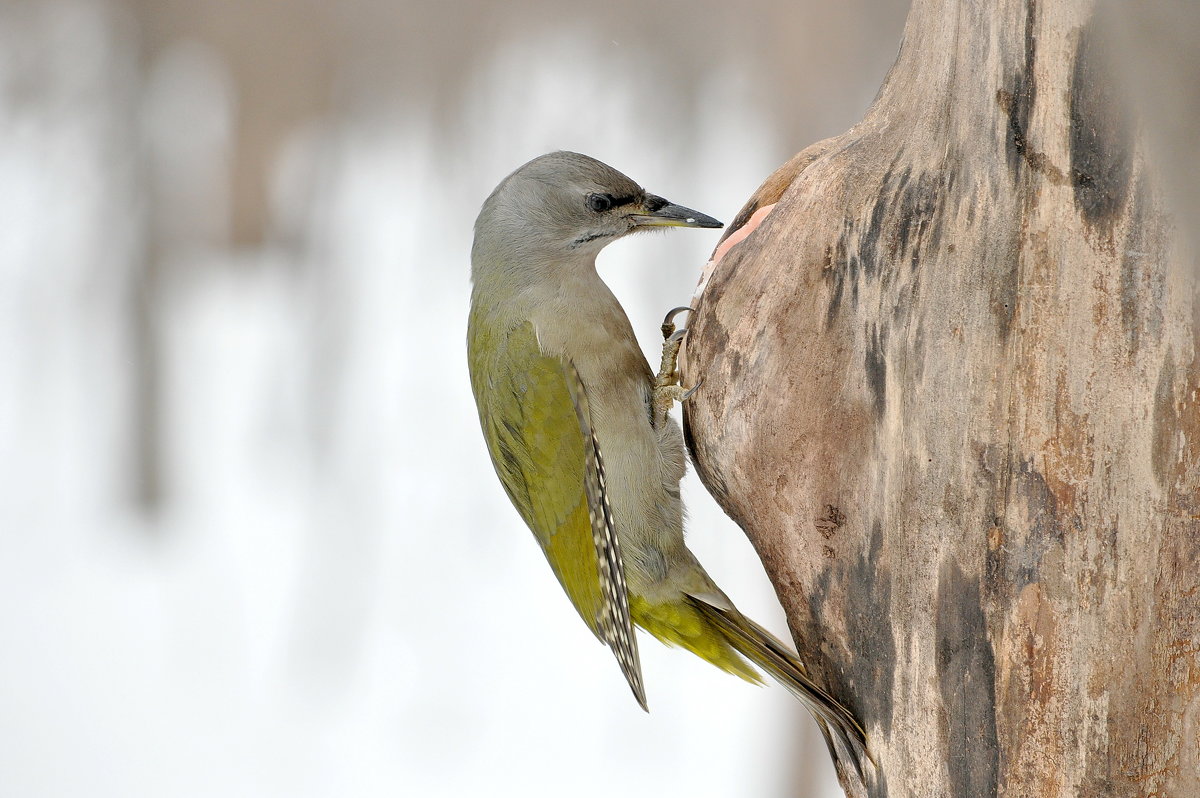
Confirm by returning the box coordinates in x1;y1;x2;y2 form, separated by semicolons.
630;194;723;229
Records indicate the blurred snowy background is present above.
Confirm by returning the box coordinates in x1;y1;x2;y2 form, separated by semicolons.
0;1;910;796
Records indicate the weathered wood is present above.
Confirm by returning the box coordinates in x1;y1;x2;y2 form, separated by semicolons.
683;0;1200;795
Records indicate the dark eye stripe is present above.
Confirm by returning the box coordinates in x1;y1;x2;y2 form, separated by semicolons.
586;193;641;213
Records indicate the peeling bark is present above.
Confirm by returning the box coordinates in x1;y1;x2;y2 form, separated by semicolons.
683;1;1200;795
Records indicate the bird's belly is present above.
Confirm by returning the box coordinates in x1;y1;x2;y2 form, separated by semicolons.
585;381;686;589
526;301;687;588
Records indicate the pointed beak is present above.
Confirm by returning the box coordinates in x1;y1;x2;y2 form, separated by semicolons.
630;194;723;229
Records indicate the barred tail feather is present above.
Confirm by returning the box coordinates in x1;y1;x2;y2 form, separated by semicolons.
565;361;645;711
586;428;646;711
687;596;873;789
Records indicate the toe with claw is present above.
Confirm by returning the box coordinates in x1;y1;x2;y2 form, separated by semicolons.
661;306;693;341
652;311;701;424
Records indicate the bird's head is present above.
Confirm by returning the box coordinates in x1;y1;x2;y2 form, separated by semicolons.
474;151;722;265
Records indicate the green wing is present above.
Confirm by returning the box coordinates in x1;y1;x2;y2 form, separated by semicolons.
468;317;645;708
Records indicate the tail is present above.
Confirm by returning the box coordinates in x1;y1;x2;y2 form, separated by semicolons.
687;595;873;790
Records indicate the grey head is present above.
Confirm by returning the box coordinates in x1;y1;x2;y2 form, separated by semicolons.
472;151;722;275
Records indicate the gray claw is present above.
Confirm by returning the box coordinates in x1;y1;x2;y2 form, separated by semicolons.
666;328;688;345
661;306;694;339
663;306;693;327
680;378;703;401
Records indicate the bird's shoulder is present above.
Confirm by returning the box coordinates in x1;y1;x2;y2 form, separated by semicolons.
468;316;588;522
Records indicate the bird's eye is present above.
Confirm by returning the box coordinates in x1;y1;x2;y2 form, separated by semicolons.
587;193;614;213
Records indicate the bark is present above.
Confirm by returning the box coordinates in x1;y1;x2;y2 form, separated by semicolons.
682;1;1200;796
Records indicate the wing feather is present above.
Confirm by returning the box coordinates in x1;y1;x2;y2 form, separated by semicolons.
468;318;644;707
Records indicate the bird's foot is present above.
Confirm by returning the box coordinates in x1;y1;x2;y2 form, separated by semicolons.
656;306;693;385
653;314;700;421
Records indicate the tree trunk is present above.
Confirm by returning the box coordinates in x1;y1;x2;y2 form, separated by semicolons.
682;1;1200;796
